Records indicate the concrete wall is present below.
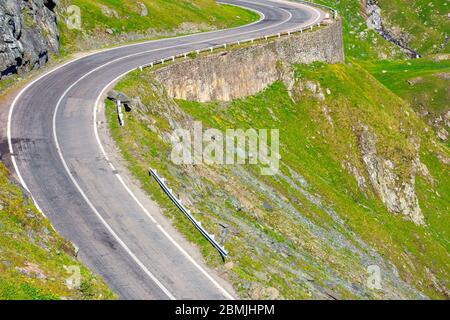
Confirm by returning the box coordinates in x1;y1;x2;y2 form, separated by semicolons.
154;20;344;102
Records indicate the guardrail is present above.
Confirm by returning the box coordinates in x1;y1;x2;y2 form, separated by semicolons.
296;1;338;19
140;2;338;257
149;168;228;258
137;2;338;71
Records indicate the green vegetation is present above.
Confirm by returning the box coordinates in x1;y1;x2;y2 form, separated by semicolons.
361;57;450;115
310;0;404;59
311;0;449;58
3;0;448;300
1;0;259;301
106;61;449;299
376;0;450;55
83;0;450;300
98;0;449;301
360;56;449;144
0;163;115;300
57;0;259;54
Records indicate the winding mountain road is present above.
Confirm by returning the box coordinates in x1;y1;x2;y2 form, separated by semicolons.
5;0;325;299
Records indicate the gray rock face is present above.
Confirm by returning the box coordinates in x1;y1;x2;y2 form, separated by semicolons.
364;0;420;58
155;20;344;102
0;0;59;79
357;124;425;225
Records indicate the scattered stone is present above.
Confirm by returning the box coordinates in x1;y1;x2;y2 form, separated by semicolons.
224;262;234;270
262;201;273;212
16;262;47;280
100;4;119;19
322;106;334;127
343;161;367;191
436;72;450;80
137;2;148;17
406;77;423;86
431;54;450;61
437;127;448;141
250;284;280;299
297;80;326;101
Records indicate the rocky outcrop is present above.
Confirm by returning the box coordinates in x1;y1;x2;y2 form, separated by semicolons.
0;0;59;79
155;20;344;102
364;0;421;58
357;124;425;225
109;74;428;299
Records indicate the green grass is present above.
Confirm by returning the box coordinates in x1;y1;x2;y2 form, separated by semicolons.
57;0;259;55
0;0;258;300
306;0;405;59
307;0;449;58
376;0;450;55
361;57;450;114
0;163;116;300
4;0;448;300
106;61;449;299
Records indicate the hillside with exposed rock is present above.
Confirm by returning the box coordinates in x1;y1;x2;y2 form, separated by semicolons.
103;1;449;300
0;0;448;301
0;0;58;79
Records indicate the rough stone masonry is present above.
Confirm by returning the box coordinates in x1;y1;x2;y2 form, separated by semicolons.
155;20;344;102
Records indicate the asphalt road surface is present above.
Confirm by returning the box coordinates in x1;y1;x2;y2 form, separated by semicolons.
6;0;326;299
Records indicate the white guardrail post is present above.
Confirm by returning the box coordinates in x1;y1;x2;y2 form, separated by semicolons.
137;2;338;70
149;169;228;258
131;2;338;256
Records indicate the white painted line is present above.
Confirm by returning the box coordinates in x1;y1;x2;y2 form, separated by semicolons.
51;71;176;300
93;61;235;302
8;0;324;300
47;0;297;300
7;0;319;212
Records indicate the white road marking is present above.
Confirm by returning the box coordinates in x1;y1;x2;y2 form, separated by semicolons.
7;0;323;300
51;75;177;300
94;72;235;299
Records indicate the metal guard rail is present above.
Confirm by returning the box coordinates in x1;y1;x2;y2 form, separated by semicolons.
140;2;338;257
138;2;338;70
149;169;228;258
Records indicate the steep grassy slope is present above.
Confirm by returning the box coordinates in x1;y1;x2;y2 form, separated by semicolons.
310;0;449;58
56;0;259;54
0;0;257;300
105;62;449;299
0;164;115;300
310;0;404;59
361;57;450;141
376;0;449;55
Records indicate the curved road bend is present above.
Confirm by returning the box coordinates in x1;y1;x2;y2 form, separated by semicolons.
6;0;325;299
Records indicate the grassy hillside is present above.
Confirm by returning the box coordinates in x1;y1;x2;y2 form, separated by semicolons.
310;0;404;59
3;0;447;301
309;0;449;58
56;0;259;54
361;57;450;141
0;0;257;300
376;0;449;55
106;61;449;299
0;164;115;300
